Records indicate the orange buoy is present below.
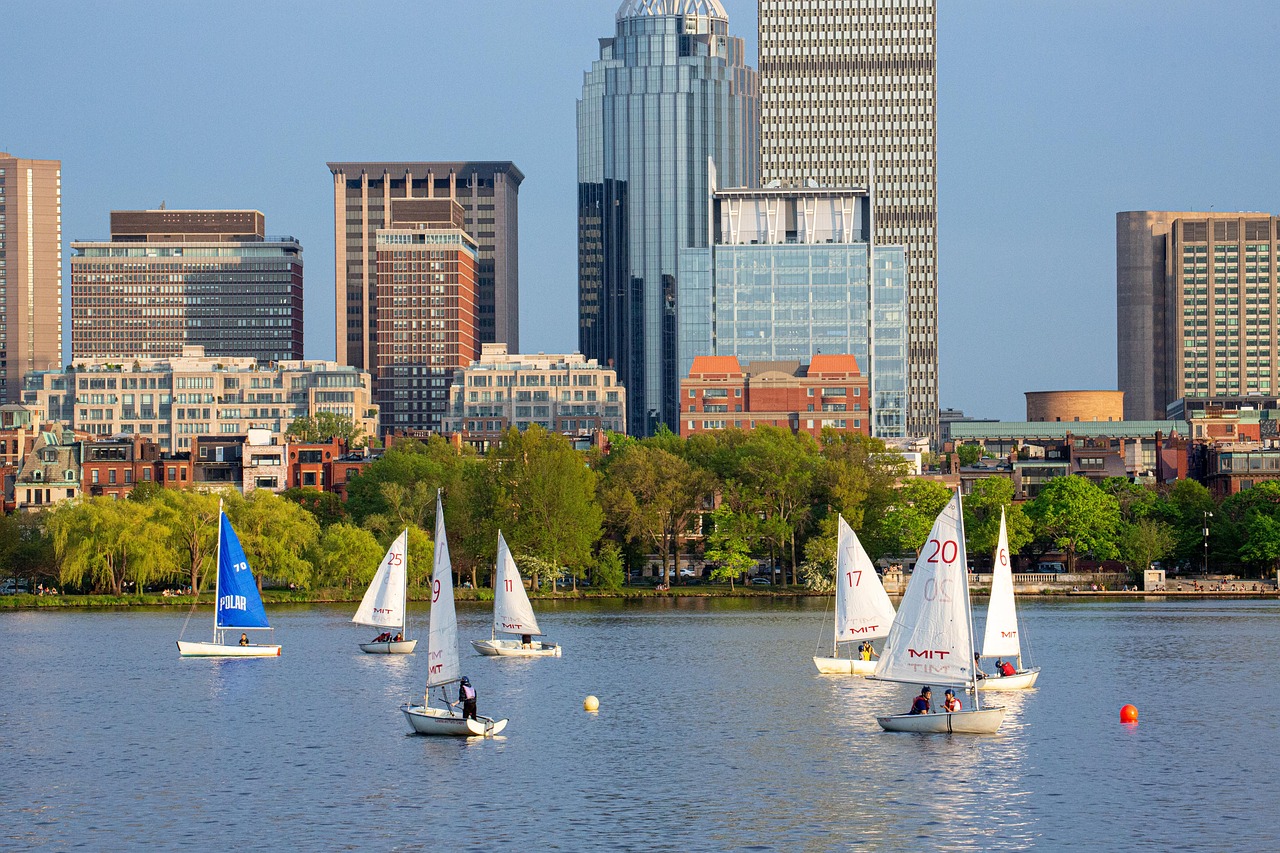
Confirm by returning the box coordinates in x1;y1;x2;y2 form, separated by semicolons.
1120;704;1138;724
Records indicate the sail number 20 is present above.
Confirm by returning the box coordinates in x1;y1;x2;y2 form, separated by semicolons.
924;538;958;565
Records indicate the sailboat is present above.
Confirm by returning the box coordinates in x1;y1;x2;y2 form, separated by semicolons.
813;515;896;674
354;529;418;655
471;531;562;658
402;492;508;737
177;503;281;658
977;508;1040;690
873;491;1005;734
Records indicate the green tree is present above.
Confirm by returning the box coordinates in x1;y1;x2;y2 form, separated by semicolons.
156;489;221;593
956;443;983;467
1119;517;1177;574
1220;480;1280;576
1026;475;1122;571
225;490;320;590
286;411;366;448
593;541;625;590
600;443;712;588
310;523;385;590
282;487;348;527
816;430;904;530
1159;478;1216;571
864;478;953;561
703;506;758;590
718;426;819;585
405;524;435;593
50;499;178;594
963;477;1033;563
490;426;603;591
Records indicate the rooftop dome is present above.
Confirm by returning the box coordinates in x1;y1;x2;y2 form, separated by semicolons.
616;0;728;20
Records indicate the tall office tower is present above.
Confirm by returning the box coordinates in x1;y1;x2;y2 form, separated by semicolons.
677;185;908;437
372;199;479;436
578;0;759;435
758;0;938;440
0;153;63;405
328;161;521;372
70;210;303;363
1117;211;1280;420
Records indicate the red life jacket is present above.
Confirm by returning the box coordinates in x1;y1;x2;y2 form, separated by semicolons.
1001;662;1016;676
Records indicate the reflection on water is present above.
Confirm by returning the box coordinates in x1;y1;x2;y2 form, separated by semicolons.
1;598;1278;849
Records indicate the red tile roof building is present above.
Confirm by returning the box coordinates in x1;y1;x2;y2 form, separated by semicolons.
679;355;871;437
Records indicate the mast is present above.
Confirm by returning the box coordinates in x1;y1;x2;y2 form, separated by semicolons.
213;499;223;643
400;528;408;636
955;488;981;711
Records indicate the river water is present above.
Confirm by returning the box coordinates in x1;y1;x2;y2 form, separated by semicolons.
1;597;1277;850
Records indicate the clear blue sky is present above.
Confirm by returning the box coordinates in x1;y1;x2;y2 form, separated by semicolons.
4;0;1278;421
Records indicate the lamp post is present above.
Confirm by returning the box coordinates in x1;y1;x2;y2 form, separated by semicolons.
1203;511;1213;576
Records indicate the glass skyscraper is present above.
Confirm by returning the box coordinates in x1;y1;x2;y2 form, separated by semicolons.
678;187;908;438
577;0;758;435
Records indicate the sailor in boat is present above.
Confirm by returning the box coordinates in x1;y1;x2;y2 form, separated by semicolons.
520;633;534;650
908;686;932;715
393;632;403;643
859;640;878;662
999;660;1016;677
457;676;478;720
239;633;249;646
974;652;986;679
373;631;392;643
943;689;962;712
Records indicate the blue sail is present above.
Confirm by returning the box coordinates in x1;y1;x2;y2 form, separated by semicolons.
215;512;271;630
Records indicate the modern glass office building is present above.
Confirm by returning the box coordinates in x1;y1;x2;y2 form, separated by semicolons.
577;0;758;435
678;187;908;438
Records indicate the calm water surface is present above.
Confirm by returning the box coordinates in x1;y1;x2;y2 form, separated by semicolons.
1;597;1277;850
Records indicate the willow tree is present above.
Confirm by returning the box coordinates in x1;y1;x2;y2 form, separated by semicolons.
225;490;321;590
50;498;178;594
310;522;385;590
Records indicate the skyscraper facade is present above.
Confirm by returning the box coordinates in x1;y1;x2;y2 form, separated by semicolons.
1117;210;1280;420
677;185;908;437
70;210;303;364
372;199;479;436
328;161;522;373
578;0;759;435
758;0;938;440
0;152;63;405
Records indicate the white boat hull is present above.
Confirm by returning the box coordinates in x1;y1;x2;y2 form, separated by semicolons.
471;638;562;657
977;667;1040;691
177;640;281;658
401;704;508;737
359;640;418;655
877;706;1006;734
812;655;877;675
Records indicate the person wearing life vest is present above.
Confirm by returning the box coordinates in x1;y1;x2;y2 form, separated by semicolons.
999;660;1016;677
973;653;986;680
909;686;931;715
458;676;478;720
859;640;877;662
943;689;962;713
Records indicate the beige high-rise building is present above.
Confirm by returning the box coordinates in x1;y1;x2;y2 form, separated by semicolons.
328;161;522;373
757;0;938;440
0;153;64;405
1117;211;1280;420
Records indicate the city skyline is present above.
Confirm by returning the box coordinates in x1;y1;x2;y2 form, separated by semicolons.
4;0;1280;422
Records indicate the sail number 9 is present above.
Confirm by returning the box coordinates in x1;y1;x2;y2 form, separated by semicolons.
432;579;441;603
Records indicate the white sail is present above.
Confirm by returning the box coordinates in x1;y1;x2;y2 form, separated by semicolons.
982;509;1022;659
352;529;409;630
493;531;542;637
426;495;461;687
834;515;896;643
873;492;976;689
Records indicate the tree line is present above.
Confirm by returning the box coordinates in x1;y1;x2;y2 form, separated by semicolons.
4;425;1280;596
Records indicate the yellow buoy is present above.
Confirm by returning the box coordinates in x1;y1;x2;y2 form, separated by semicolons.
584;695;600;712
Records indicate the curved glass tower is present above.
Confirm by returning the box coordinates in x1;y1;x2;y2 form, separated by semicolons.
578;0;758;435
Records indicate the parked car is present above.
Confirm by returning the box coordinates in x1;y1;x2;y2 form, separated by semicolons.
749;577;772;587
